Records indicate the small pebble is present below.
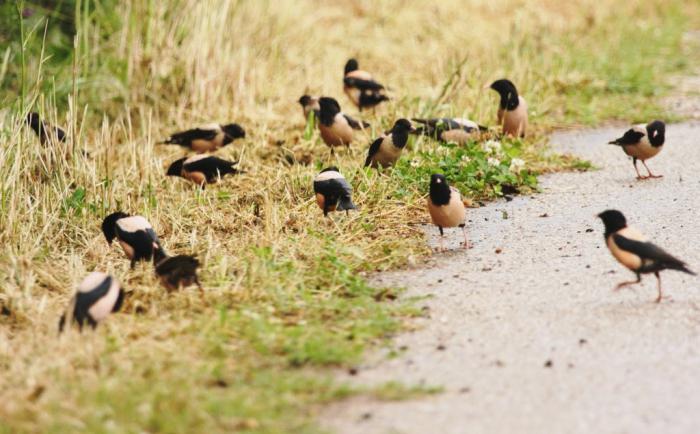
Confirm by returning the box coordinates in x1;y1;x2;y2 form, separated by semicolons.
544;360;553;368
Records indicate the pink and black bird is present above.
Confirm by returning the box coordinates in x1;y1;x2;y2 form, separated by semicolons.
365;118;415;168
153;249;202;292
26;112;66;145
317;97;369;153
489;79;528;137
343;59;389;111
608;120;665;179
412;117;487;145
102;212;164;268
428;174;469;251
59;272;125;332
313;167;357;216
597;209;694;303
160;123;245;153
166;155;240;187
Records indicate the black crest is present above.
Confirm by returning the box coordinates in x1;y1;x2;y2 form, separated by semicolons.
490;79;520;111
166;158;187;177
597;209;627;238
344;58;359;75
429;174;451;206
222;123;245;139
318;97;342;126
102;211;129;243
646;120;665;147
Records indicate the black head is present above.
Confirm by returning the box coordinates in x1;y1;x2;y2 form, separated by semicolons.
429;174;451;206
344;58;359;75
597;209;627;237
219;161;239;175
102;211;129;243
320;166;340;174
166;158;187;177
299;95;312;107
26;112;41;132
222;123;245;139
489;79;520;110
646;120;665;147
391;118;415;133
318;97;342;125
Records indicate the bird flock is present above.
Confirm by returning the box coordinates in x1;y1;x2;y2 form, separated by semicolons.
23;57;690;332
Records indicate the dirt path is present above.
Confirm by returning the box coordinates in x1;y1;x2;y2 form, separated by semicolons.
321;121;700;434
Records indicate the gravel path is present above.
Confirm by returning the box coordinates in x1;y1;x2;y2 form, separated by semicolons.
321;121;700;434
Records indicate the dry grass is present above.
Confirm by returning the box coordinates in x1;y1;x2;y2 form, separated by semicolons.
0;0;698;432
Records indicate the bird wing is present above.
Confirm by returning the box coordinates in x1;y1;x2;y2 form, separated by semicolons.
156;255;199;275
343;114;369;130
74;276;113;315
168;127;219;145
609;129;645;146
365;137;384;166
184;156;237;180
612;234;687;267
343;76;385;91
117;226;158;257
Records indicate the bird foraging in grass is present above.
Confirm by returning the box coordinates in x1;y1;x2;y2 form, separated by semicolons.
313;167;357;216
343;58;389;111
298;95;320;121
59;272;124;332
428;174;468;251
153;249;202;292
317;97;369;153
159;123;245;153
166;154;240;187
26;112;66;145
608;120;665;179
597;209;694;303
489;79;528;137
412;117;487;145
102;212;164;268
365;118;415;168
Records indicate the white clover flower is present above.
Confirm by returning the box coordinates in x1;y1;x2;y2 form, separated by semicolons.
482;140;502;154
410;159;421;167
460;155;472;164
487;157;501;166
509;158;525;172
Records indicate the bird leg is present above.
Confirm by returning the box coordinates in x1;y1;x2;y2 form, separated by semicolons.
614;275;641;291
459;224;470;249
654;272;663;303
437;226;445;252
641;160;662;179
632;158;647;180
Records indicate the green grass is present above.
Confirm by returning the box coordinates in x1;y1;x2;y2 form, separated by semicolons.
0;1;699;433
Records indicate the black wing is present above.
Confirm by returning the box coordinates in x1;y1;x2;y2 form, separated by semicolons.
609;129;645;146
364;137;384;167
344;76;385;91
74;276;113;321
184;156;237;181
613;234;692;273
166;127;218;146
117;227;158;260
343;114;370;130
314;177;352;196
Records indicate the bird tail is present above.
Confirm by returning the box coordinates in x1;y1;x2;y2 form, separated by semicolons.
666;261;696;276
336;196;356;212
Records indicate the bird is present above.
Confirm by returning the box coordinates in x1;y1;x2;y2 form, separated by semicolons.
365;118;415;168
26;112;66;145
343;58;389;111
58;272;125;332
101;211;164;268
597;209;695;303
489;79;528;137
298;95;320;121
427;174;468;251
313;167;357;216
317;97;369;153
412;117;488;145
153;250;202;291
166;154;240;187
608;120;666;179
159;123;245;153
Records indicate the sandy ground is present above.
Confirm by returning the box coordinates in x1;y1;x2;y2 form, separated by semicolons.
321;121;700;434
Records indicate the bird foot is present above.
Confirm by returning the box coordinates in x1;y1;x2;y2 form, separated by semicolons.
636;175;650;181
648;174;663;179
460;242;471;249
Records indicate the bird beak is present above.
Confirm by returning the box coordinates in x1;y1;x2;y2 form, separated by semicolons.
482;84;491;90
409;126;417;133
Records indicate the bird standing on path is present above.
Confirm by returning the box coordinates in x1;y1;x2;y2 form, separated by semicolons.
365;118;415;168
26;112;66;145
489;79;528;137
427;174;468;251
313;167;357;216
608;120;666;179
317;97;368;153
159;123;245;153
58;272;125;332
102;212;165;268
166;154;240;187
597;209;695;303
343;58;389;111
412;117;487;145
